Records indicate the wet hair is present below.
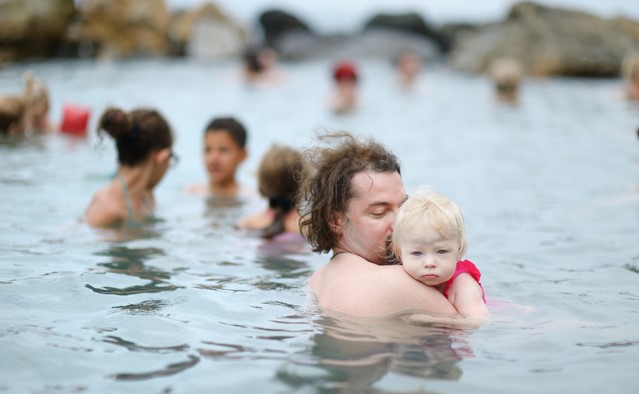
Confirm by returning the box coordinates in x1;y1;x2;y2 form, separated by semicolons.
0;95;25;135
204;117;247;149
258;144;308;239
244;48;265;74
299;131;401;253
390;187;467;264
97;107;173;166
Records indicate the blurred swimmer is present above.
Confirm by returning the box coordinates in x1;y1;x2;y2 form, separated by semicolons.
237;143;307;239
489;57;523;104
189;116;249;197
85;107;175;227
329;61;359;114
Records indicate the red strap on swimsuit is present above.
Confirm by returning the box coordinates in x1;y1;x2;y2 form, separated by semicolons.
442;260;486;303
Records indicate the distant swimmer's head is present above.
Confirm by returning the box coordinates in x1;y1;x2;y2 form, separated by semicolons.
203;116;248;187
489;57;523;102
333;61;358;84
0;95;26;136
622;51;639;84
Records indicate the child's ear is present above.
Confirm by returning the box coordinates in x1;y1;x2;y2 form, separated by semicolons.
155;148;171;164
457;244;467;261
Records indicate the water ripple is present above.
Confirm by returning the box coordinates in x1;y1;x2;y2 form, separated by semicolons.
101;335;189;353
85;281;181;295
111;299;171;314
576;340;639;348
111;355;200;381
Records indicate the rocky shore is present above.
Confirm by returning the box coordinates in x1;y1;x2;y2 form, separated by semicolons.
1;0;638;77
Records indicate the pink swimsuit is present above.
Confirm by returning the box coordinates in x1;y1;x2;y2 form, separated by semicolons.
442;260;486;303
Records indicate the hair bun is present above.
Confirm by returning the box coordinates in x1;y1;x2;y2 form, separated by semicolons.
99;107;130;139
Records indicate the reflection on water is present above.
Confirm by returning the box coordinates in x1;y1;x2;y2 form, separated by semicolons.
102;335;189;353
86;243;180;296
111;355;200;381
278;315;465;391
94;246;168;280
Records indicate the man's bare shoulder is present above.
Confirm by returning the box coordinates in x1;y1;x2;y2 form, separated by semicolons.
310;253;458;317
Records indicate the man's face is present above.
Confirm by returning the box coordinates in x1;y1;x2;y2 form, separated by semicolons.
337;171;406;265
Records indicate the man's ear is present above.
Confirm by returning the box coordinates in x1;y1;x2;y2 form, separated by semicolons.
328;212;344;236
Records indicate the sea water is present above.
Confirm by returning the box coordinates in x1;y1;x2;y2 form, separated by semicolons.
1;58;638;393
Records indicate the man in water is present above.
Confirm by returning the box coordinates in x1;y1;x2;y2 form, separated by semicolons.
299;132;461;318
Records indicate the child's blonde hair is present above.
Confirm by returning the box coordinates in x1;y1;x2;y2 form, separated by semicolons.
391;187;467;263
22;71;49;108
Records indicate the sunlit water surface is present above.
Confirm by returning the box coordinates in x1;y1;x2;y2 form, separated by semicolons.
1;58;639;393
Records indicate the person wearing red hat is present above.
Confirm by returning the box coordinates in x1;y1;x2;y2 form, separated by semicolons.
329;61;359;114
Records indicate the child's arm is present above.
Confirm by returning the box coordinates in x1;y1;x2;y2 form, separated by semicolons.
446;273;489;318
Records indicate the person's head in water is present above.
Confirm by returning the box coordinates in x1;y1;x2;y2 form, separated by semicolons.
203;116;248;196
330;62;359;114
0;95;26;136
244;47;264;75
622;51;639;101
22;71;52;132
489;57;523;103
85;107;175;227
98;107;174;185
394;50;422;89
299;131;404;264
390;187;467;285
257;144;307;239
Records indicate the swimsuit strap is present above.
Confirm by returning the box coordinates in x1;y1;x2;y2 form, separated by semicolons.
141;194;153;212
116;173;135;224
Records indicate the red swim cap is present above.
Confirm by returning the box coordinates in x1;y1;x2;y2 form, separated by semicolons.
333;62;358;83
60;103;90;136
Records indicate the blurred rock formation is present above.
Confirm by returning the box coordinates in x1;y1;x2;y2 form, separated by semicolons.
168;3;244;60
2;0;639;79
68;0;171;58
364;12;448;52
450;1;639;77
0;0;76;61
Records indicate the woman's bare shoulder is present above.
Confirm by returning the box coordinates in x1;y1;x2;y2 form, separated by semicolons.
84;189;125;227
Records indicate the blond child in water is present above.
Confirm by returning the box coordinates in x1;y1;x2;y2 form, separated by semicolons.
391;188;488;318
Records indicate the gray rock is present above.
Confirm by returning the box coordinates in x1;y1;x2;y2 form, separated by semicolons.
450;1;639;77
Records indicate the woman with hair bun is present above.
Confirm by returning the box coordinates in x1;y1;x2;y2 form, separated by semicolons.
84;107;176;227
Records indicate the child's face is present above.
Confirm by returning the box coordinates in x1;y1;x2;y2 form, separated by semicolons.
203;131;246;185
398;223;461;287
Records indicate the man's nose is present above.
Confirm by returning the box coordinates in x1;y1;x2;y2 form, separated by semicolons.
389;210;399;231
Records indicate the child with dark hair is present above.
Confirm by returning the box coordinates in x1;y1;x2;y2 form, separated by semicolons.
190;116;249;197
